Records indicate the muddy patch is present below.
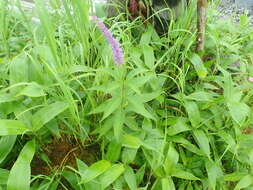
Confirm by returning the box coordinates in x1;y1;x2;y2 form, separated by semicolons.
31;136;100;175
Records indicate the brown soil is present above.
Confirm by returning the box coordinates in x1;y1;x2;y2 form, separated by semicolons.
242;127;253;134
31;135;100;176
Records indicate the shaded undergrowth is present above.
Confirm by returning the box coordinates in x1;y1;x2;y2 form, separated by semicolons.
0;0;253;190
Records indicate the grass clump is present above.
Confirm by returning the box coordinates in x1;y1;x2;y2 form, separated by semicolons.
0;0;253;189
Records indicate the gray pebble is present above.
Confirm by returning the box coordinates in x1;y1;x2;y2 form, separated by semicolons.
217;0;253;26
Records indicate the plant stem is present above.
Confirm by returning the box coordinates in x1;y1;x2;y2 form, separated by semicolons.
196;0;207;53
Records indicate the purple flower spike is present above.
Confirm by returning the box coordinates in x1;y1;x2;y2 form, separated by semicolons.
248;77;253;82
91;16;124;65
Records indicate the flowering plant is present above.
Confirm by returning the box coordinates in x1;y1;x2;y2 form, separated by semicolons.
91;16;124;65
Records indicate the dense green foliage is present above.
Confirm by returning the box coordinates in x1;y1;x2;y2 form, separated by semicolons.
0;0;253;189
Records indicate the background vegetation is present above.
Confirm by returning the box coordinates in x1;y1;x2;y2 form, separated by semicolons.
0;0;253;189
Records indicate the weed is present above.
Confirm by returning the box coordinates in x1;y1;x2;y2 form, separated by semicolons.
0;0;253;189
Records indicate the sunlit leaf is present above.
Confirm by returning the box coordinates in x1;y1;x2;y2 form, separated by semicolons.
0;120;29;136
7;139;36;190
105;140;121;162
186;91;213;102
0;93;17;103
16;82;46;97
0;168;9;185
224;172;246;182
171;168;200;180
141;91;162;103
122;134;142;149
234;175;253;190
32;101;69;131
79;160;111;184
136;164;146;186
170;136;203;156
167;117;191;136
205;160;223;189
140;25;153;45
184;101;201;127
193;129;210;158
164;143;179;175
62;171;80;190
0;136;16;164
189;53;207;79
124;166;137;190
127;96;155;120
227;102;250;124
142;45;154;69
9;55;29;90
122;148;138;164
102;97;121;121
98;164;125;189
160;177;175;190
113;109;125;141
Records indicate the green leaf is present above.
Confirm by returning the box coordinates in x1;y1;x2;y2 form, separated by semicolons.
93;117;114;138
95;1;107;17
193;129;210;158
171;136;203;156
124;166;137;190
89;98;110;115
136;164;146;186
0;120;29;136
89;82;120;94
79;160;111;184
13;104;33;129
140;25;153;45
102;97;121;121
76;158;88;175
122;134;142;149
127;96;155;120
161;178;175;190
142;45;155;69
62;171;80;190
32;101;69;131
167;117;191;136
217;131;236;153
0;168;9;185
184;101;201;127
105;140;121;162
164;143;179;175
205;160;223;189
171;169;200;180
127;74;153;93
227;102;250;124
218;67;233;102
187;183;194;190
98;164;125;189
224;172;247;182
189;53;207;79
122;148;138;164
234;175;253;190
229;90;243;103
0;136;16;164
141;91;162;103
186;91;213;102
161;177;175;190
16;83;46;97
0;93;17;103
113;109;125;141
9;55;29;89
7;139;36;190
